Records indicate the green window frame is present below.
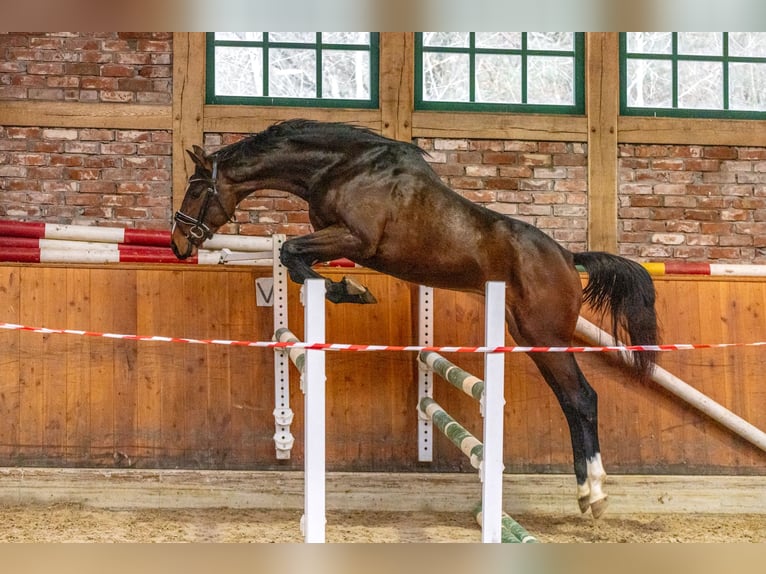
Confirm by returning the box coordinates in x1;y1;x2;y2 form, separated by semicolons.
206;32;379;108
414;32;585;114
620;32;766;119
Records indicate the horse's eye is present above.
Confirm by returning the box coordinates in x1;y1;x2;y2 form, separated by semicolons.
189;185;204;199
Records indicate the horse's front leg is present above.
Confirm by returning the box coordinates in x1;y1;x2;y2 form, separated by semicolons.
279;227;377;304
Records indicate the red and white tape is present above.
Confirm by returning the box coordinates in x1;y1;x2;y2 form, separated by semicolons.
1;321;764;354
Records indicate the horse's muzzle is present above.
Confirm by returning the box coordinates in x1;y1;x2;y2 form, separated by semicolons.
170;233;194;260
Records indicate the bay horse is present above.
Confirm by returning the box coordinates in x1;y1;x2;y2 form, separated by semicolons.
170;119;658;519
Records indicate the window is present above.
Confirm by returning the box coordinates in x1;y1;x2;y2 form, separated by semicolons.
207;33;379;108
415;32;585;114
621;32;766;118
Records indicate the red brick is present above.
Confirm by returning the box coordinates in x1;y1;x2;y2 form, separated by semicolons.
101;64;135;77
80;181;116;194
482;152;518;165
27;62;65;75
703;146;738;160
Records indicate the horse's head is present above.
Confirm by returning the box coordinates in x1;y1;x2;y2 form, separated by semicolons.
171;146;235;259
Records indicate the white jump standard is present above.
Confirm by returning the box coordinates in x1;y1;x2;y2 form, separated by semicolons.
417;281;536;543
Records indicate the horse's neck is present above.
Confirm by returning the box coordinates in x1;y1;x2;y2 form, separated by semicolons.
227;149;337;202
227;161;313;202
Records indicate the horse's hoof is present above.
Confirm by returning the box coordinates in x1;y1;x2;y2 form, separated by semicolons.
578;495;590;514
342;276;377;304
590;495;609;519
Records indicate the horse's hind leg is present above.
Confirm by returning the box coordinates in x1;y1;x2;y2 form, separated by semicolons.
529;353;608;518
279;225;377;304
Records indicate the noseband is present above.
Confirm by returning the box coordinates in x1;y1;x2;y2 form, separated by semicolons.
174;160;228;243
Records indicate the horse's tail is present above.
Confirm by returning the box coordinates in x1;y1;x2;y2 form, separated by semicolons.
573;251;658;379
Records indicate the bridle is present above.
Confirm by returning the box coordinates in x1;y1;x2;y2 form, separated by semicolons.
173;159;229;244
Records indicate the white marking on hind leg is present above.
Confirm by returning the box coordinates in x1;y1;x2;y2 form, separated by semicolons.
587;453;607;506
576;481;591;513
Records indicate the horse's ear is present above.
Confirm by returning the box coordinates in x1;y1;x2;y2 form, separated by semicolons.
187;146;211;171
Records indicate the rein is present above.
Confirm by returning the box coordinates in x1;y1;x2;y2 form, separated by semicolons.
173;160;228;242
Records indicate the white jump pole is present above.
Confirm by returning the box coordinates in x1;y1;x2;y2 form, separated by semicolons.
576;316;766;454
301;278;327;543
480;281;506;543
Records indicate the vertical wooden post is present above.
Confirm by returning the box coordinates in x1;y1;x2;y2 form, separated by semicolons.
379;32;414;142
172;33;206;212
586;33;620;253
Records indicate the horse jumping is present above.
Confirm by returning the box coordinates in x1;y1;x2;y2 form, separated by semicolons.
170;119;658;518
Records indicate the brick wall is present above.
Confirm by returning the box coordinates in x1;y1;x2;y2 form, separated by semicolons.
0;32;172;104
619;144;766;263
417;137;588;253
0;126;172;227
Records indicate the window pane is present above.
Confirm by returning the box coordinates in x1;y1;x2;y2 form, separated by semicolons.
476;54;521;103
527;32;573;51
322;32;369;45
627;32;672;54
627;59;672;107
423;32;469;48
527;56;574;105
678;60;722;109
730;62;766;110
322;50;370;99
678;32;722;56
475;32;521;50
214;47;262;97
269;48;316;98
422;52;470;101
269;32;315;44
215;32;263;42
729;32;766;58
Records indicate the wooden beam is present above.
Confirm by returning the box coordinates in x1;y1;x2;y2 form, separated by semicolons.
379;33;414;142
1;468;764;515
0;101;171;130
203;106;381;134
172;32;206;212
411;110;587;142
586;33;620;253
619;116;766;147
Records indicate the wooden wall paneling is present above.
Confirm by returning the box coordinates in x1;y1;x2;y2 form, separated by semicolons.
0;267;20;461
199;271;234;467
658;280;698;469
180;270;214;466
17;268;45;463
718;280;763;469
172;32;207;212
322;271;416;470
586;32;620;253
226;273;274;468
42;267;67;462
662;279;709;468
90;268;138;468
700;280;739;469
64;268;91;465
135;269;176;466
379;32;414;142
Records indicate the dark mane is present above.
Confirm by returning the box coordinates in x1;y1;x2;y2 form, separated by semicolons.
213;119;426;165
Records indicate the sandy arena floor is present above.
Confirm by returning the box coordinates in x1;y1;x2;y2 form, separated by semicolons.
0;504;763;542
